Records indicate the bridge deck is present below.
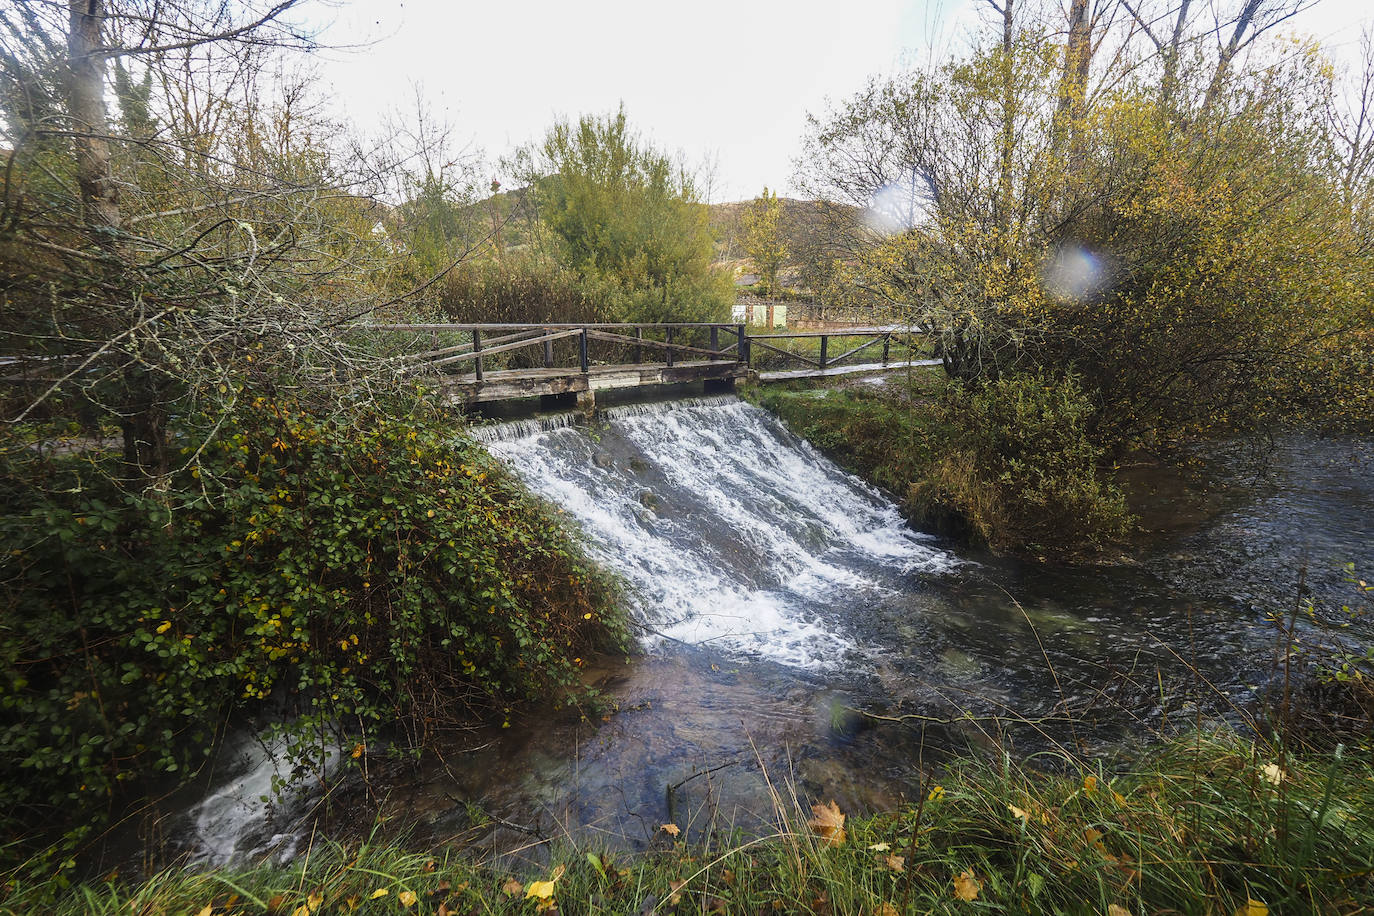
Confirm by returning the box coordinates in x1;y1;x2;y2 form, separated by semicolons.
442;359;747;404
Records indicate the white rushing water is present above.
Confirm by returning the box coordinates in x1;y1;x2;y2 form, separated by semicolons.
485;397;954;669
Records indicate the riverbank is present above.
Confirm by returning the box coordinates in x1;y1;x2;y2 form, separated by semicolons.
6;730;1370;914
742;372;1132;558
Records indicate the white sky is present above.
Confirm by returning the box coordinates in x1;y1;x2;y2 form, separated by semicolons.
312;0;1374;203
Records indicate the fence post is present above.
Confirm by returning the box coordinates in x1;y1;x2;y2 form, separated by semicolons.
635;326;644;365
738;324;749;366
472;329;484;382
543;329;554;368
665;326;675;368
579;327;589;373
882;333;890;366
819;334;828;370
710;325;719;361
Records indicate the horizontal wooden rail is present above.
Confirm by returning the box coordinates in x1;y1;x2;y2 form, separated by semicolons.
425;328;584;368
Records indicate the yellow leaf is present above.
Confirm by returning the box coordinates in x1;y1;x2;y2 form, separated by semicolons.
525;864;565;901
369;888;389;899
808;800;847;846
874;905;900;916
1236;900;1269;916
1008;804;1030;822
525;881;556;901
350;743;365;759
1261;763;1285;786
927;785;946;802
953;869;982;901
196;907;213;916
398;890;417;907
1108;905;1130;916
661;822;681;837
1084;775;1098;796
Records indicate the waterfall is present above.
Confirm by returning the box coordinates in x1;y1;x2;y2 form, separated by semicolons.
483;397;954;669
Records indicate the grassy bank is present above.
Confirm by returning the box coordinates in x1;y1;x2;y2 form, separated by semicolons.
5;731;1370;914
744;372;1131;557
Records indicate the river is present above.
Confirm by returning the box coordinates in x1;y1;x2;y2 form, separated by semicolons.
183;396;1374;865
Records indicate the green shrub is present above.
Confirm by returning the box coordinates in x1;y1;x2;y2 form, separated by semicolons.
0;391;624;853
748;371;1130;557
918;371;1132;554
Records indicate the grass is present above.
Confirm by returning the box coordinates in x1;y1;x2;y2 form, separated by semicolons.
4;731;1370;914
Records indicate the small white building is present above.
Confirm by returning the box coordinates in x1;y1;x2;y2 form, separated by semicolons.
732;300;787;327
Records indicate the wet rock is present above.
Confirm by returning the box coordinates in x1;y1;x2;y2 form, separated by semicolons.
637;489;661;512
592;451;614;469
940;647;981;677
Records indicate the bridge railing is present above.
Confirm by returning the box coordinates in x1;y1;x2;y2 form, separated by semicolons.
744;326;928;374
355;322;927;381
362;323;751;381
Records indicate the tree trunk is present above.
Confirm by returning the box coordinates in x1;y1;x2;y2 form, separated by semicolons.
66;0;121;245
996;0;1016;233
1055;0;1092;164
1159;0;1193;109
1202;0;1262;116
67;0;169;479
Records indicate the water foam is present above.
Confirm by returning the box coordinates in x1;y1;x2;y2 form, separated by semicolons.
484;397;954;669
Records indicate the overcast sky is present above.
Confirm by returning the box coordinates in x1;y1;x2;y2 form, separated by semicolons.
313;0;1374;203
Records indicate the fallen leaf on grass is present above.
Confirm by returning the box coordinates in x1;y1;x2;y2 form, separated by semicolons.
661;822;681;837
1107;905;1130;916
1261;763;1286;786
1084;775;1098;796
195;906;213;916
873;905;899;916
398;890;417;907
369;888;389;900
501;879;523;896
668;879;687;905
526;881;557;900
808;800;847;846
953;869;982;902
867;842;891;852
1008;804;1030;823
884;855;905;872
1236;900;1269;916
526;864;567;902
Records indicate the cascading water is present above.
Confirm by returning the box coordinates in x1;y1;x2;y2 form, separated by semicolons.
482;397;955;667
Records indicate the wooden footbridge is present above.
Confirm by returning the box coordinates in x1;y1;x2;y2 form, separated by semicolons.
366;322;933;409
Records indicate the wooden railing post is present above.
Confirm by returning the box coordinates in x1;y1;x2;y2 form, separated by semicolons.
710;325;719;360
882;333;890;366
635;326;644;365
819;334;828;370
472;329;484;382
665;326;675;368
738;324;749;366
543;330;554;368
579;327;589;373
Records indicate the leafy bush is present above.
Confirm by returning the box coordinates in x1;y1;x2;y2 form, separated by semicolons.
748;371;1130;557
918;372;1132;554
0;391;624;850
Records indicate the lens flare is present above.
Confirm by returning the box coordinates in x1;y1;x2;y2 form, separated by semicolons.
1042;244;1106;301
